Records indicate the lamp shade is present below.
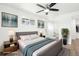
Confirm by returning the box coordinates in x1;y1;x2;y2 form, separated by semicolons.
44;9;49;12
8;29;15;36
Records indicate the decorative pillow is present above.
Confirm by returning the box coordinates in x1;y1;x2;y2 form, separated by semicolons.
30;34;39;39
46;35;57;40
20;35;31;41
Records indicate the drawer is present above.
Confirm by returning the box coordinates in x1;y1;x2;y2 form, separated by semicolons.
4;46;18;53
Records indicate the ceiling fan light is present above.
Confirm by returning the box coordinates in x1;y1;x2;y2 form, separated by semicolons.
44;9;49;12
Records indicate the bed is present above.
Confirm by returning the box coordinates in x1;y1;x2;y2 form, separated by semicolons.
16;31;63;56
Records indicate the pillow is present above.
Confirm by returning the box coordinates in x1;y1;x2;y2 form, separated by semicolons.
30;34;39;39
46;35;57;40
20;35;31;41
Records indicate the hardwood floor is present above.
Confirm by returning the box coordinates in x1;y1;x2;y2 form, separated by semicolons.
59;39;79;56
58;45;71;56
70;39;79;56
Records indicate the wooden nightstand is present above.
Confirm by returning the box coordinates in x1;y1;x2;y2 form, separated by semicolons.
3;40;19;55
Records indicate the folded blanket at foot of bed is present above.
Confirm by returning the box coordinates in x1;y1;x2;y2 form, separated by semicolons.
23;38;54;56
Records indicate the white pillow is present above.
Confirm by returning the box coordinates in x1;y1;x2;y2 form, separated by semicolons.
46;35;57;40
20;35;31;41
30;34;39;39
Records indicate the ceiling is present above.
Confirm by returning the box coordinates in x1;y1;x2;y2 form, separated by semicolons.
1;3;79;18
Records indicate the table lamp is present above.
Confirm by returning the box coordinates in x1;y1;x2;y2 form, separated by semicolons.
8;29;15;43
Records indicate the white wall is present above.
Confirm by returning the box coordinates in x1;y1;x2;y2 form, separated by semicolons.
0;4;47;52
51;11;79;44
46;22;54;35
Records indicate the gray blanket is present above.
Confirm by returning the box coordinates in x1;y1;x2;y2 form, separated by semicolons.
23;38;54;56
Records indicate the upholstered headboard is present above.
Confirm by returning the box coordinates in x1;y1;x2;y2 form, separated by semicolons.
16;31;38;40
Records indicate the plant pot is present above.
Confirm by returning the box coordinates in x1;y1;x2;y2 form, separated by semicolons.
63;39;67;45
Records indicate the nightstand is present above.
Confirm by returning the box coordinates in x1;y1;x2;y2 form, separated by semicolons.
3;40;19;55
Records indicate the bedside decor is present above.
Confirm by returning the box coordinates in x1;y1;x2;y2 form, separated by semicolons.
40;33;43;37
39;33;45;38
8;29;15;43
1;12;18;27
61;28;69;45
9;35;13;43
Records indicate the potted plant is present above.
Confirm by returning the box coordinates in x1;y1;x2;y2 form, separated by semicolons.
61;28;69;45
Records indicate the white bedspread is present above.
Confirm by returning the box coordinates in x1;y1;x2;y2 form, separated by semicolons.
18;37;58;56
32;40;57;56
18;37;45;50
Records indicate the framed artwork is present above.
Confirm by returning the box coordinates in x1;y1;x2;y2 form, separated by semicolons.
30;20;35;25
38;20;44;28
1;12;18;27
22;18;29;25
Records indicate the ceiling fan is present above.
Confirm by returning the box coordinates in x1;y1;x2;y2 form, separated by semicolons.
36;3;59;15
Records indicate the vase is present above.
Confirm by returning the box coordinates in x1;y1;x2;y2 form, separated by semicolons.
63;38;67;45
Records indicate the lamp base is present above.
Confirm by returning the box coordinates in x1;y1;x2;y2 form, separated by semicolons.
10;38;13;43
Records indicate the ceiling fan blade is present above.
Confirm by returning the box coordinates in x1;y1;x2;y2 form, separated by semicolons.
46;12;48;15
49;3;56;7
36;10;44;13
49;8;59;11
37;4;46;9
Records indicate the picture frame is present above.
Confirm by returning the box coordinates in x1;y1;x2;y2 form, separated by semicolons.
22;18;29;25
30;20;35;25
37;20;44;28
1;12;18;27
